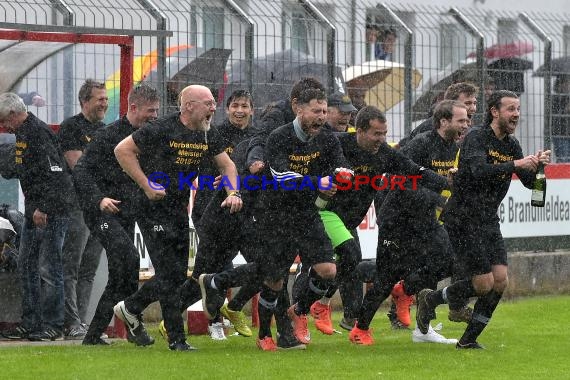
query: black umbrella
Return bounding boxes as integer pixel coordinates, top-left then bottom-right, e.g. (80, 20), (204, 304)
(488, 57), (533, 95)
(413, 57), (533, 120)
(412, 61), (481, 121)
(535, 56), (570, 77)
(225, 49), (345, 110)
(144, 47), (233, 110)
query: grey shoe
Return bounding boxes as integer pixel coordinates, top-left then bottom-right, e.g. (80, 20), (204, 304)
(126, 323), (155, 347)
(339, 317), (356, 331)
(65, 325), (87, 340)
(448, 306), (473, 323)
(415, 289), (436, 335)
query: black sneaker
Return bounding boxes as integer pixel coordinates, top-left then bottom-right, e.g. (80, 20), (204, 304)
(199, 274), (224, 320)
(339, 317), (356, 331)
(126, 323), (155, 346)
(2, 325), (31, 340)
(277, 332), (306, 350)
(28, 327), (64, 341)
(456, 341), (485, 349)
(168, 340), (197, 351)
(82, 337), (111, 346)
(415, 289), (436, 335)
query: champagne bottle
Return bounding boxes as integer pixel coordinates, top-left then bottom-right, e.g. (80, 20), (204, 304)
(531, 163), (546, 207)
(315, 168), (353, 210)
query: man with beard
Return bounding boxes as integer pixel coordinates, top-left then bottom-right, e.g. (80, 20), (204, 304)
(58, 79), (108, 339)
(161, 89), (258, 341)
(416, 90), (551, 349)
(113, 85), (243, 351)
(73, 84), (160, 345)
(199, 88), (346, 349)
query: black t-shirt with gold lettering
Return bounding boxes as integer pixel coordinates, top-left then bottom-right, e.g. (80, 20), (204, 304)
(131, 112), (225, 215)
(444, 125), (535, 224)
(192, 118), (257, 223)
(378, 129), (457, 233)
(263, 122), (347, 217)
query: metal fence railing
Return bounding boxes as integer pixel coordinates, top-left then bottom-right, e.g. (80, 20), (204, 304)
(1, 1), (570, 161)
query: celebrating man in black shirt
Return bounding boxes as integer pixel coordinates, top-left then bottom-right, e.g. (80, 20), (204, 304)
(416, 90), (551, 349)
(113, 85), (242, 351)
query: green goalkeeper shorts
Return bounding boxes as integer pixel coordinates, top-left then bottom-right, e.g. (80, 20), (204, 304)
(319, 210), (353, 249)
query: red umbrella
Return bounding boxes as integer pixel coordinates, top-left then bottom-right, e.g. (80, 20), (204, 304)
(467, 40), (534, 60)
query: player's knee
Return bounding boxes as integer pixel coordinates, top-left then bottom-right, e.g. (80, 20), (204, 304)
(312, 262), (336, 280)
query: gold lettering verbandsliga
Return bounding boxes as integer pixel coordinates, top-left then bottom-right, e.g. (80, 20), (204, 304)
(488, 149), (513, 163)
(169, 140), (208, 150)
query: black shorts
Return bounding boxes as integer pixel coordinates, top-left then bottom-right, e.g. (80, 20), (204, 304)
(376, 224), (453, 290)
(446, 220), (507, 276)
(258, 211), (334, 283)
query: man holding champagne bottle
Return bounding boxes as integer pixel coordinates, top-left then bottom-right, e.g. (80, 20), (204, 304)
(415, 90), (551, 349)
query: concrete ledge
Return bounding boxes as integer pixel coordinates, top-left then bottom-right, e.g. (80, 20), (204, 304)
(506, 250), (570, 296)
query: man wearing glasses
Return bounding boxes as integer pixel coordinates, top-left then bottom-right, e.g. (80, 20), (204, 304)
(113, 85), (243, 351)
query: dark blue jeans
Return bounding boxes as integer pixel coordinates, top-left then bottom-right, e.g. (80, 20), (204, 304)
(18, 215), (69, 332)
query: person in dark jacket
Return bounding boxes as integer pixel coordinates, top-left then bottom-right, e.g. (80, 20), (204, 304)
(73, 84), (159, 346)
(0, 92), (76, 341)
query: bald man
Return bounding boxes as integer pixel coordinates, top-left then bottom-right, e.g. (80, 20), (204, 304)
(113, 85), (242, 351)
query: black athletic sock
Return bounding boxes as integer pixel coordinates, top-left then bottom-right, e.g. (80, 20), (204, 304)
(460, 289), (503, 344)
(429, 279), (475, 310)
(296, 267), (332, 315)
(258, 286), (279, 339)
(291, 265), (309, 305)
(356, 279), (393, 330)
(177, 279), (201, 312)
(227, 280), (261, 311)
(274, 285), (292, 337)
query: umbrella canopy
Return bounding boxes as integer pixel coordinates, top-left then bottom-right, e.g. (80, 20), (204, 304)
(146, 47), (232, 93)
(342, 60), (422, 112)
(487, 57), (533, 95)
(412, 60), (481, 121)
(467, 40), (534, 60)
(535, 56), (570, 77)
(413, 57), (533, 120)
(225, 49), (345, 110)
(104, 45), (232, 122)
